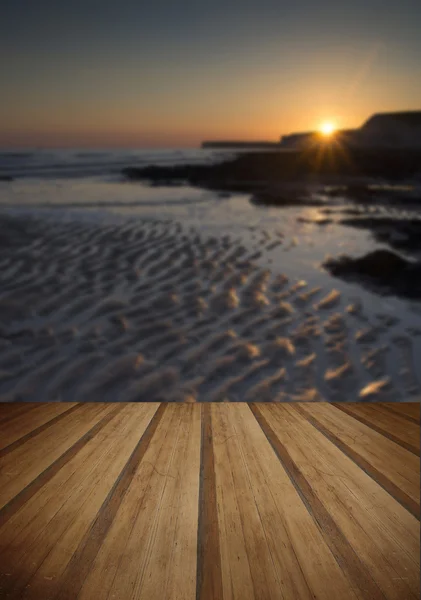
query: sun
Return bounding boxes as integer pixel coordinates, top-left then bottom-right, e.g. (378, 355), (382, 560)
(319, 121), (336, 136)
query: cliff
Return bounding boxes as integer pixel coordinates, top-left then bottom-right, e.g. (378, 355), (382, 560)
(123, 146), (421, 190)
(279, 111), (421, 149)
(357, 111), (421, 148)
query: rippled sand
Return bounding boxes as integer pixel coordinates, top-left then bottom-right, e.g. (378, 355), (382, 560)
(0, 215), (419, 402)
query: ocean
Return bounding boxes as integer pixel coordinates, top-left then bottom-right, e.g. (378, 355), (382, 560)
(0, 148), (235, 181)
(1, 147), (421, 401)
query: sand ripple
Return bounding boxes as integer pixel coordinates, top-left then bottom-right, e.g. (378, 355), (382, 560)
(0, 214), (417, 401)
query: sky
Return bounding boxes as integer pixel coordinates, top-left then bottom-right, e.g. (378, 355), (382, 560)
(1, 0), (420, 148)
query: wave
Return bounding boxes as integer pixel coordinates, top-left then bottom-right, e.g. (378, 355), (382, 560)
(74, 151), (110, 159)
(0, 148), (236, 181)
(0, 152), (35, 160)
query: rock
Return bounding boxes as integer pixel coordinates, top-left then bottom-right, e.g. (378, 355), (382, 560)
(340, 217), (421, 252)
(122, 148), (421, 191)
(324, 249), (421, 299)
(326, 249), (406, 279)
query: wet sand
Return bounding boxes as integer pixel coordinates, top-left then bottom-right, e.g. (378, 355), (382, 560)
(1, 213), (419, 402)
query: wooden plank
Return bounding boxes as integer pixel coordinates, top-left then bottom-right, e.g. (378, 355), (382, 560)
(0, 402), (417, 600)
(214, 403), (359, 600)
(381, 403), (420, 424)
(0, 403), (78, 448)
(0, 406), (124, 550)
(0, 403), (80, 456)
(213, 402), (268, 600)
(334, 403), (420, 455)
(297, 403), (420, 518)
(0, 403), (39, 425)
(75, 403), (180, 600)
(77, 403), (200, 600)
(0, 403), (160, 600)
(250, 404), (385, 600)
(164, 405), (201, 600)
(254, 404), (420, 600)
(137, 404), (201, 600)
(0, 403), (117, 512)
(196, 404), (223, 600)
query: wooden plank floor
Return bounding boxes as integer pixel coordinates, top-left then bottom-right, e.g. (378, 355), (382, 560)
(0, 402), (419, 600)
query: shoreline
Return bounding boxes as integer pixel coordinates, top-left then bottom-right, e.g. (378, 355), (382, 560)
(122, 146), (421, 192)
(1, 210), (420, 402)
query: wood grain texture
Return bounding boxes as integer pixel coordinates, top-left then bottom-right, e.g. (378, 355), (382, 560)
(0, 402), (418, 600)
(77, 403), (201, 600)
(0, 403), (41, 426)
(381, 402), (420, 423)
(214, 403), (359, 600)
(334, 403), (420, 455)
(0, 404), (122, 528)
(250, 403), (386, 600)
(0, 403), (80, 457)
(297, 403), (420, 518)
(196, 404), (223, 600)
(0, 404), (160, 600)
(55, 402), (163, 600)
(254, 404), (420, 600)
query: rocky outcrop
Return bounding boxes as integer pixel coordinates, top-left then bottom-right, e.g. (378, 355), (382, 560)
(324, 250), (421, 298)
(340, 217), (421, 252)
(279, 111), (421, 150)
(358, 112), (421, 148)
(123, 147), (421, 190)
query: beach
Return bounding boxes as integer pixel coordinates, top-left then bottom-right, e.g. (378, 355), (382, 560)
(1, 149), (421, 402)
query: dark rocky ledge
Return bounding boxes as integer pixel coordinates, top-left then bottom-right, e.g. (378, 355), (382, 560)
(339, 217), (421, 252)
(122, 147), (421, 198)
(324, 249), (421, 299)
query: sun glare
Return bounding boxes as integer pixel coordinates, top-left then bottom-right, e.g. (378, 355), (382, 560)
(319, 121), (336, 136)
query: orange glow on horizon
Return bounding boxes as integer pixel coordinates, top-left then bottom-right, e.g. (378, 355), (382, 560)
(319, 121), (336, 136)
